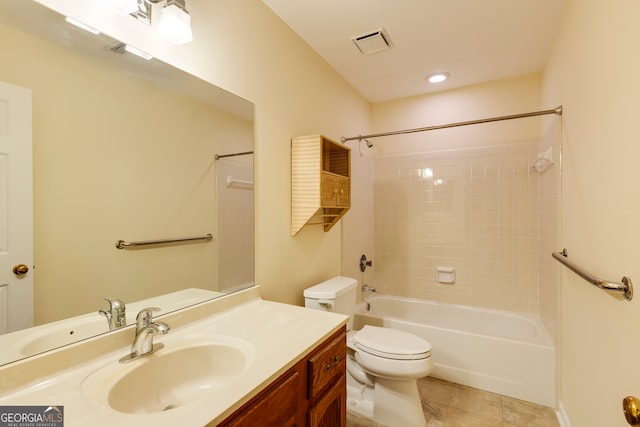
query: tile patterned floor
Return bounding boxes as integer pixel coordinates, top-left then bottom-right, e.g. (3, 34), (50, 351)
(347, 377), (560, 427)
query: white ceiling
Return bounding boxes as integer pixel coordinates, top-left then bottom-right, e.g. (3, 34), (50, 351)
(262, 0), (567, 103)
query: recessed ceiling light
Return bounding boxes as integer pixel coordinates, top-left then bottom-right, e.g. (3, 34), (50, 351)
(426, 72), (450, 84)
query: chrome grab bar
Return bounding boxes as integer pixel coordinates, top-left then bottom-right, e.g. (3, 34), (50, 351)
(552, 249), (633, 301)
(116, 233), (213, 250)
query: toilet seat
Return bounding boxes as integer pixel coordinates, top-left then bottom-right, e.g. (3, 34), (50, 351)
(353, 325), (431, 360)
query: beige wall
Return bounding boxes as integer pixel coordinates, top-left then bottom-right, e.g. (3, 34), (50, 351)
(543, 0), (640, 425)
(34, 0), (371, 307)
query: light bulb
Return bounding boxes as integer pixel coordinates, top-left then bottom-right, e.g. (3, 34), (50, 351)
(157, 3), (193, 45)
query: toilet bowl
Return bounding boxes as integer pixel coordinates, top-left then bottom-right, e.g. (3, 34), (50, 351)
(351, 325), (432, 380)
(304, 276), (433, 427)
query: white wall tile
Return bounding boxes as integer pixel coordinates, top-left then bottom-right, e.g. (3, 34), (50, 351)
(373, 142), (543, 314)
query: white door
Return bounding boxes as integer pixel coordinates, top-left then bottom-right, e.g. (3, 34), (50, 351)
(0, 81), (33, 334)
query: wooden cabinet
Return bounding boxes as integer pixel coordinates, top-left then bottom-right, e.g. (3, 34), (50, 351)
(220, 370), (303, 427)
(308, 375), (346, 427)
(291, 135), (351, 235)
(218, 328), (346, 427)
(320, 174), (350, 207)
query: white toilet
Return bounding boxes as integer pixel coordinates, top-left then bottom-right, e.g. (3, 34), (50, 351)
(304, 276), (433, 427)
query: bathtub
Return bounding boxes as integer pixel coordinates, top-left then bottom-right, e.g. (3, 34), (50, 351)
(354, 294), (556, 407)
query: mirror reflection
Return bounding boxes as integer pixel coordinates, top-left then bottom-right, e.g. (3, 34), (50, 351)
(0, 0), (254, 366)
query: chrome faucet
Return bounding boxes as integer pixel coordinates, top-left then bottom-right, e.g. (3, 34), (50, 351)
(99, 298), (127, 330)
(362, 283), (376, 293)
(120, 307), (170, 363)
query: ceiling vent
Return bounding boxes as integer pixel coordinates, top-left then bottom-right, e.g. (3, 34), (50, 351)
(352, 28), (393, 55)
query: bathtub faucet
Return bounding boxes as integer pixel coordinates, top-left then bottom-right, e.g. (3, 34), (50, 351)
(362, 284), (376, 293)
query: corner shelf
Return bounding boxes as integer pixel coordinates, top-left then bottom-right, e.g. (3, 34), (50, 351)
(291, 134), (351, 236)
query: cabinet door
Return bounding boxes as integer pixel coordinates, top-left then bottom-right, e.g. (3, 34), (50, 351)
(335, 176), (350, 207)
(321, 173), (337, 206)
(308, 375), (346, 427)
(221, 370), (301, 427)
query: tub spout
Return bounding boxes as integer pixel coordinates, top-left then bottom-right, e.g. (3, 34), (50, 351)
(362, 284), (376, 293)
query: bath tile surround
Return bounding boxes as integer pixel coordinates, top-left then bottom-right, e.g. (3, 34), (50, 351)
(373, 142), (541, 315)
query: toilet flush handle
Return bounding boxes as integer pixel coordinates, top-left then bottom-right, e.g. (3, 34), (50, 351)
(318, 300), (333, 310)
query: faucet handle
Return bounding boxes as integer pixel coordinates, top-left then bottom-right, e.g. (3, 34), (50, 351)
(99, 298), (127, 329)
(136, 307), (161, 329)
(103, 297), (126, 312)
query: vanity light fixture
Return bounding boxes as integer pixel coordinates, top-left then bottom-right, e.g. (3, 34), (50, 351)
(124, 44), (154, 60)
(122, 0), (193, 45)
(157, 0), (193, 45)
(110, 0), (139, 15)
(426, 72), (450, 84)
(64, 16), (100, 35)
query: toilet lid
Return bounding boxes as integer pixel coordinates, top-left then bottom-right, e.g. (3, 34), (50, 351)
(354, 325), (431, 360)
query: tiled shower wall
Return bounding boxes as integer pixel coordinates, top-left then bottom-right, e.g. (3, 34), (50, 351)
(373, 142), (542, 315)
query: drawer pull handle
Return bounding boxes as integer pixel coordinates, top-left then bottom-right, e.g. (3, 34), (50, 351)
(323, 355), (341, 371)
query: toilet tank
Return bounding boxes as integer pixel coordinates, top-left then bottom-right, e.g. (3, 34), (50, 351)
(304, 276), (357, 330)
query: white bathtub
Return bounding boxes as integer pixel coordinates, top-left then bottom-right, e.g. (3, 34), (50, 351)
(354, 294), (556, 407)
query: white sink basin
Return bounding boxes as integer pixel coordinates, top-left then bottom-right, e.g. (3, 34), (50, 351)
(82, 334), (254, 414)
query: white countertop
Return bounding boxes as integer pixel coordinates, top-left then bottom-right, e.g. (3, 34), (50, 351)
(0, 288), (225, 366)
(0, 287), (347, 426)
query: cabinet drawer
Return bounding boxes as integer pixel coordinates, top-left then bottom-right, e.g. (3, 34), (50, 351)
(307, 332), (346, 399)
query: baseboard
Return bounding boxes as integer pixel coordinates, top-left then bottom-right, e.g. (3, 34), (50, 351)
(556, 402), (572, 427)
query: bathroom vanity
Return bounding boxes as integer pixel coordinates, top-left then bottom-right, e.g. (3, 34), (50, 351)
(0, 286), (347, 426)
(218, 329), (346, 426)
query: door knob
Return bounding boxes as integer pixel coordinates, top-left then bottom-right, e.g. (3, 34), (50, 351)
(12, 264), (29, 276)
(623, 396), (640, 425)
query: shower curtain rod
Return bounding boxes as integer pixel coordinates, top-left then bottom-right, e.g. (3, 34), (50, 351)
(340, 105), (563, 143)
(214, 150), (254, 160)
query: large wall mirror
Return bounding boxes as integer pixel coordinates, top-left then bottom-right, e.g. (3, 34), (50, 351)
(0, 0), (254, 366)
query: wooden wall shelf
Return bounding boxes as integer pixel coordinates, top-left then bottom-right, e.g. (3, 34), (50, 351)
(291, 134), (351, 236)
